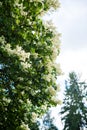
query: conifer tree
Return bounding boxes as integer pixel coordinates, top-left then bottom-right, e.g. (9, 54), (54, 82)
(61, 72), (87, 130)
(39, 110), (58, 130)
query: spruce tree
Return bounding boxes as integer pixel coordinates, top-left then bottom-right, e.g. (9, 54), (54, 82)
(61, 72), (87, 130)
(39, 110), (58, 130)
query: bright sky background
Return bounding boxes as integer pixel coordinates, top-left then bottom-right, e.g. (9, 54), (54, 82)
(50, 0), (87, 130)
(55, 0), (87, 81)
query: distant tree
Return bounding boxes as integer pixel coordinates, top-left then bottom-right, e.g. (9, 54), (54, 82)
(61, 72), (87, 130)
(0, 0), (61, 130)
(39, 110), (58, 130)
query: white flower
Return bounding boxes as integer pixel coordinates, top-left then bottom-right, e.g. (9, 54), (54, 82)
(48, 86), (56, 96)
(45, 20), (56, 32)
(31, 112), (38, 123)
(43, 74), (51, 82)
(3, 97), (11, 103)
(53, 63), (62, 75)
(21, 62), (31, 69)
(41, 104), (47, 110)
(21, 91), (25, 95)
(5, 43), (11, 49)
(52, 32), (60, 41)
(56, 83), (61, 92)
(19, 99), (23, 103)
(26, 99), (31, 105)
(32, 31), (35, 34)
(2, 44), (31, 64)
(1, 42), (30, 74)
(18, 77), (24, 81)
(4, 44), (13, 55)
(51, 47), (58, 60)
(0, 36), (6, 44)
(46, 0), (60, 9)
(45, 60), (53, 73)
(30, 0), (43, 2)
(16, 45), (22, 52)
(20, 122), (30, 130)
(43, 73), (56, 83)
(0, 2), (2, 6)
(51, 96), (62, 104)
(15, 45), (30, 62)
(2, 43), (31, 71)
(15, 2), (28, 16)
(32, 52), (38, 59)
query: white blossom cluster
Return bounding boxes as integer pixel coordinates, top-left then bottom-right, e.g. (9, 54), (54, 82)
(51, 96), (62, 104)
(45, 20), (56, 32)
(1, 42), (31, 70)
(43, 56), (62, 83)
(30, 0), (43, 2)
(14, 45), (30, 62)
(44, 20), (60, 60)
(15, 0), (44, 17)
(0, 1), (2, 6)
(0, 36), (6, 44)
(15, 1), (28, 16)
(21, 62), (31, 70)
(26, 99), (31, 105)
(43, 73), (56, 83)
(45, 57), (53, 72)
(0, 88), (6, 92)
(32, 52), (38, 59)
(44, 20), (61, 61)
(56, 83), (61, 92)
(47, 84), (61, 105)
(47, 85), (60, 96)
(31, 112), (38, 123)
(53, 63), (62, 75)
(41, 104), (47, 111)
(3, 97), (11, 104)
(46, 0), (60, 9)
(51, 37), (61, 60)
(19, 99), (23, 104)
(20, 122), (30, 130)
(52, 33), (61, 45)
(48, 86), (56, 96)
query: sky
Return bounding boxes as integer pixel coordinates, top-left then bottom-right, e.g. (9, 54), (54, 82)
(49, 0), (87, 130)
(54, 0), (87, 81)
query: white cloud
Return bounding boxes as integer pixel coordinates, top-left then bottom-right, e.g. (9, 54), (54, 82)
(58, 49), (87, 81)
(51, 0), (87, 81)
(52, 0), (87, 50)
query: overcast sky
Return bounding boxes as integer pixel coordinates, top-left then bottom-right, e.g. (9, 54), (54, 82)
(50, 0), (87, 130)
(52, 0), (87, 81)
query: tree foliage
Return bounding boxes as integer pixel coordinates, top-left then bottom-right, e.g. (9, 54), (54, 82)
(61, 72), (87, 130)
(39, 110), (58, 130)
(0, 0), (61, 129)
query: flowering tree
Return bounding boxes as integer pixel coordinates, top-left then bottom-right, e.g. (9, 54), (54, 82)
(0, 0), (61, 130)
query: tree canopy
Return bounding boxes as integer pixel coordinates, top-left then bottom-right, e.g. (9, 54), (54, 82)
(0, 0), (61, 130)
(39, 110), (58, 130)
(61, 72), (87, 130)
